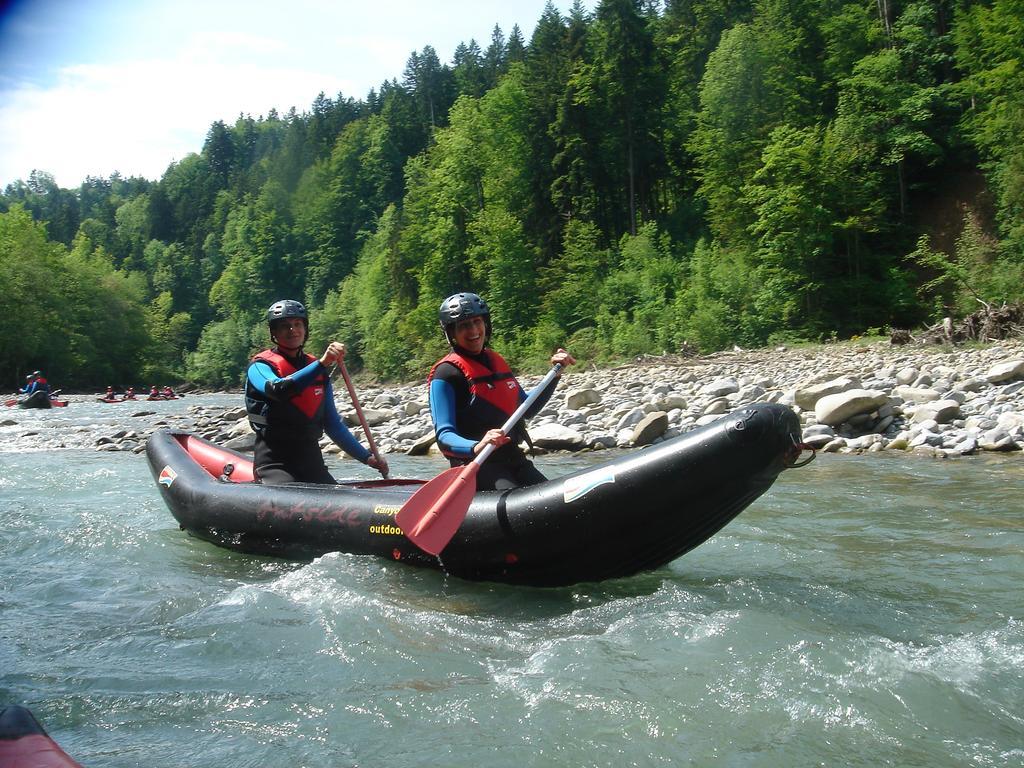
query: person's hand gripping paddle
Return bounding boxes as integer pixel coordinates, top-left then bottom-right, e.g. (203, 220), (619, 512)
(396, 363), (562, 556)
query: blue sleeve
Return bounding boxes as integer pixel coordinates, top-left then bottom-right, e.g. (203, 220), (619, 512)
(429, 378), (477, 458)
(246, 360), (276, 393)
(323, 380), (372, 463)
(246, 358), (325, 399)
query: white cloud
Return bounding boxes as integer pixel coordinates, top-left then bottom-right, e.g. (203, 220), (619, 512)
(0, 42), (354, 187)
(0, 0), (598, 189)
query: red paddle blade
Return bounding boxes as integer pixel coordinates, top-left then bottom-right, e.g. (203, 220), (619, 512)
(396, 463), (479, 555)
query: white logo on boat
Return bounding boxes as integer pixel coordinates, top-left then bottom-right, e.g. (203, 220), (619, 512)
(562, 468), (616, 503)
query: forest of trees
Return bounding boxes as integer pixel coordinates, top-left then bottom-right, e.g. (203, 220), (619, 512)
(2, 0), (1022, 390)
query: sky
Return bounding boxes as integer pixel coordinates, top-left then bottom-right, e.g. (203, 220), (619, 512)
(0, 0), (597, 190)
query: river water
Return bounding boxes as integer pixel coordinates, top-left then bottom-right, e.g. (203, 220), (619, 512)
(1, 396), (1022, 767)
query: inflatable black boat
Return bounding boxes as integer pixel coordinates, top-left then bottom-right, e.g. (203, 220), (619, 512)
(147, 402), (804, 586)
(16, 390), (53, 409)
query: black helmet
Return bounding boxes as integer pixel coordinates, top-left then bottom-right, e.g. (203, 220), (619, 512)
(267, 299), (307, 324)
(439, 292), (491, 345)
(267, 299), (309, 346)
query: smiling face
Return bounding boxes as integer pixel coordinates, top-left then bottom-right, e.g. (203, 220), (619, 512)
(453, 316), (487, 354)
(271, 317), (308, 352)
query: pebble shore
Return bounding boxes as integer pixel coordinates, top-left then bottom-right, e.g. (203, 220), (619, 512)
(85, 339), (1024, 459)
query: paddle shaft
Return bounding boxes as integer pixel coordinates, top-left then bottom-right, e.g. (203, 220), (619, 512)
(472, 363), (563, 466)
(334, 361), (388, 478)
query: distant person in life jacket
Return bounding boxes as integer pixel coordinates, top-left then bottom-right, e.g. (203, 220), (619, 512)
(19, 371), (49, 395)
(428, 292), (575, 491)
(245, 299), (389, 484)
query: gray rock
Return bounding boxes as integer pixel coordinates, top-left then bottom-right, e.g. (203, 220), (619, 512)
(566, 388), (602, 410)
(986, 359), (1024, 383)
(530, 422), (586, 450)
(814, 389), (890, 427)
(794, 376), (861, 410)
(631, 411), (668, 446)
(700, 377), (739, 398)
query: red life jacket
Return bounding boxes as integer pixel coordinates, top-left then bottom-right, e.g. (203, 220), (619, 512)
(428, 349), (524, 461)
(246, 348), (327, 438)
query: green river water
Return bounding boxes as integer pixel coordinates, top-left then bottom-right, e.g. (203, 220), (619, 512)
(1, 395), (1021, 766)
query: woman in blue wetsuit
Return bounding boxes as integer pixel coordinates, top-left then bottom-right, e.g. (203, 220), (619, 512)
(245, 299), (389, 485)
(428, 292), (575, 491)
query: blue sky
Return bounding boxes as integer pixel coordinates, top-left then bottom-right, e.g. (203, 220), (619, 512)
(0, 0), (597, 189)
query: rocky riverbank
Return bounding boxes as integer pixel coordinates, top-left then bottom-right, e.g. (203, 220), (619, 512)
(86, 338), (1024, 459)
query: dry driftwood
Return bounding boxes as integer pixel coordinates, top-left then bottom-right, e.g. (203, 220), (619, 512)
(891, 303), (1024, 345)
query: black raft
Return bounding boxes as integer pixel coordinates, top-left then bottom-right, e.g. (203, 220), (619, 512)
(146, 402), (804, 587)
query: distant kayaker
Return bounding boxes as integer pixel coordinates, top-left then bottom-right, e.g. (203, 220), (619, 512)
(429, 292), (575, 491)
(244, 299), (389, 484)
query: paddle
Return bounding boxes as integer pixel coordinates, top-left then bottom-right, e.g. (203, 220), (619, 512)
(335, 360), (388, 479)
(396, 362), (563, 556)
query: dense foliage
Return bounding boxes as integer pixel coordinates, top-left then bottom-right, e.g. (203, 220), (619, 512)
(2, 0), (1021, 390)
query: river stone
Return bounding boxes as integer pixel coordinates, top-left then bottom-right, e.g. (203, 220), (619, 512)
(631, 411), (668, 446)
(985, 360), (1024, 383)
(566, 388), (602, 410)
(997, 412), (1024, 431)
(979, 428), (1019, 451)
(700, 377), (739, 398)
(405, 431), (436, 455)
(894, 386), (943, 403)
(614, 407), (646, 431)
(794, 376), (861, 410)
(895, 367), (919, 385)
(703, 398), (731, 416)
(912, 399), (962, 424)
(228, 418), (253, 437)
(343, 407), (395, 427)
(393, 423), (432, 441)
(655, 394), (687, 411)
(224, 433), (256, 451)
(530, 422), (586, 450)
(814, 389), (890, 427)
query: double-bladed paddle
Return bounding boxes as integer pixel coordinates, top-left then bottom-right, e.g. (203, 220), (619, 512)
(396, 363), (563, 556)
(335, 360), (388, 479)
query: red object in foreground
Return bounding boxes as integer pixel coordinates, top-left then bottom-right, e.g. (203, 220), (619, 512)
(0, 705), (83, 768)
(395, 463), (480, 556)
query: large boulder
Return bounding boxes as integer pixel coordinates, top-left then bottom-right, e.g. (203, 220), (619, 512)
(793, 376), (861, 410)
(565, 388), (602, 410)
(530, 422), (586, 450)
(986, 359), (1024, 383)
(630, 411), (668, 446)
(814, 389), (890, 427)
